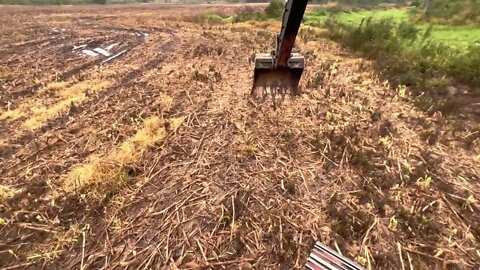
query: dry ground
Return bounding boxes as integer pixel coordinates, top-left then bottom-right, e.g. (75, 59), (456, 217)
(0, 4), (479, 270)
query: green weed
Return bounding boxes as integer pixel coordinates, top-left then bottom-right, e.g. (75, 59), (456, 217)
(324, 15), (480, 109)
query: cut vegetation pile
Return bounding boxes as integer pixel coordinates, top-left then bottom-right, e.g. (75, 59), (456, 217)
(0, 3), (478, 270)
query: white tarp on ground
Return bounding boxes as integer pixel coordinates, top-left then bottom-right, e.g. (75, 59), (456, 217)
(73, 44), (87, 50)
(72, 31), (147, 59)
(81, 49), (99, 57)
(93, 48), (111, 57)
(104, 43), (119, 51)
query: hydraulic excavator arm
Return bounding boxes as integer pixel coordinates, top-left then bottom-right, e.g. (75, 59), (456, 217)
(275, 0), (309, 69)
(252, 0), (309, 98)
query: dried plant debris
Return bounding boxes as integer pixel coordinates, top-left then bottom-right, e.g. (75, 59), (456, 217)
(0, 4), (478, 270)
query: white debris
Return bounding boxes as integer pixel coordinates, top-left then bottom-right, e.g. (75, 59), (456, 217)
(102, 49), (127, 64)
(144, 32), (149, 37)
(73, 44), (87, 51)
(447, 86), (458, 96)
(51, 28), (66, 33)
(93, 48), (111, 57)
(81, 49), (99, 57)
(104, 43), (119, 51)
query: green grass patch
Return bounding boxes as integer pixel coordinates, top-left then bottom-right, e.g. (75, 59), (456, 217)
(202, 12), (234, 24)
(304, 8), (480, 48)
(335, 9), (409, 25)
(326, 17), (480, 112)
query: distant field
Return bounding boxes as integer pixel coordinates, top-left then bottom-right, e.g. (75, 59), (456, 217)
(304, 8), (480, 48)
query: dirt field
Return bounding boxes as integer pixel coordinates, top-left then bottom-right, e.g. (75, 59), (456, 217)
(0, 3), (479, 270)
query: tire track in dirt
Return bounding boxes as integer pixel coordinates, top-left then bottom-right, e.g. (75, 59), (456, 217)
(0, 37), (58, 56)
(45, 39), (239, 270)
(45, 24), (480, 270)
(0, 27), (166, 159)
(48, 24), (305, 269)
(0, 55), (166, 158)
(2, 30), (185, 270)
(0, 12), (159, 105)
(0, 27), (148, 104)
(0, 31), (180, 183)
(3, 24), (230, 268)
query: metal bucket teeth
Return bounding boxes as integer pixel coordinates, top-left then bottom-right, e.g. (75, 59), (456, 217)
(251, 52), (304, 99)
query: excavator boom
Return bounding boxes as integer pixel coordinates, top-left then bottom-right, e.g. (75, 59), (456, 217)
(275, 0), (308, 69)
(252, 0), (308, 99)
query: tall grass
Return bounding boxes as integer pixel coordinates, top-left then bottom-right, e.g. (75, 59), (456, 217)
(415, 0), (480, 25)
(326, 17), (480, 94)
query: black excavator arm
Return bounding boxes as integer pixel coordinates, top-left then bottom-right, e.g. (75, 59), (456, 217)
(252, 0), (308, 98)
(275, 0), (309, 69)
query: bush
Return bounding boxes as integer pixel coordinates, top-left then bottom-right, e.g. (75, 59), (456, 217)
(202, 13), (230, 24)
(326, 16), (480, 92)
(264, 0), (285, 19)
(312, 8), (328, 16)
(419, 0), (480, 25)
(327, 18), (401, 53)
(410, 0), (422, 8)
(231, 1), (283, 22)
(233, 8), (267, 22)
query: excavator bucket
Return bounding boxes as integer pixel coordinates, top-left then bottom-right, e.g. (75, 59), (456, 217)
(251, 52), (304, 100)
(251, 0), (308, 101)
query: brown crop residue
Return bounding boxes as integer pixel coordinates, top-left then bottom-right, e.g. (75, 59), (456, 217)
(0, 4), (478, 270)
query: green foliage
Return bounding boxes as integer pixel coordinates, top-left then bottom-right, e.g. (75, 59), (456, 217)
(313, 8), (327, 16)
(264, 0), (285, 19)
(304, 8), (409, 27)
(304, 7), (332, 27)
(306, 8), (480, 48)
(410, 0), (422, 8)
(185, 12), (233, 24)
(419, 0), (480, 25)
(202, 12), (232, 24)
(326, 16), (480, 98)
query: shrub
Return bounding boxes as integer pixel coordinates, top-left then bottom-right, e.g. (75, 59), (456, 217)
(233, 8), (267, 22)
(326, 16), (480, 97)
(410, 0), (422, 8)
(232, 1), (283, 22)
(264, 0), (285, 19)
(312, 8), (328, 16)
(419, 0), (480, 25)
